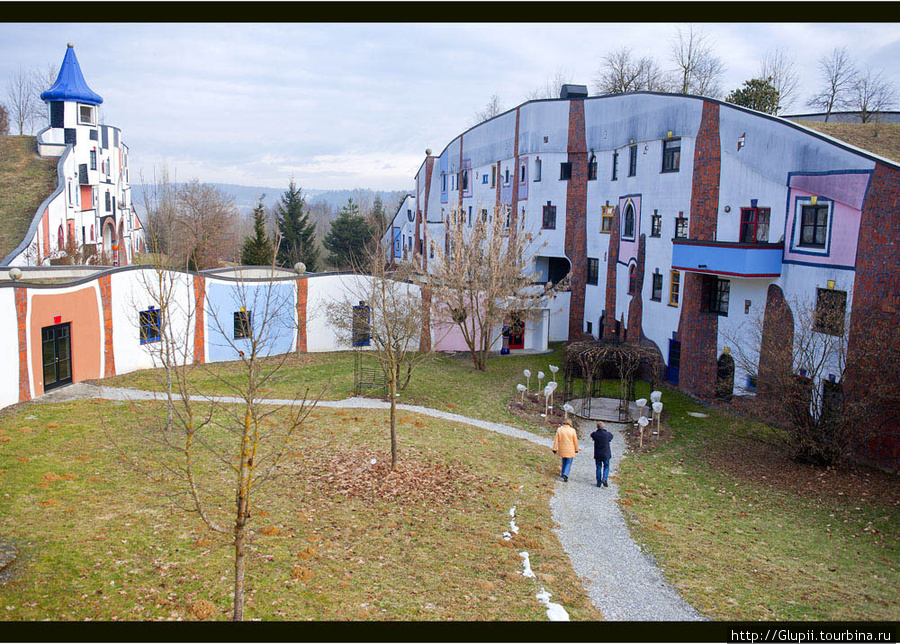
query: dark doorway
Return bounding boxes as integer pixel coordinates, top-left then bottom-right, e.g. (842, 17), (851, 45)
(716, 352), (735, 400)
(42, 323), (72, 391)
(666, 339), (681, 384)
(547, 257), (570, 286)
(508, 314), (525, 350)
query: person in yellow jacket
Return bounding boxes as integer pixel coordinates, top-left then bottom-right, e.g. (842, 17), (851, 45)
(551, 418), (579, 482)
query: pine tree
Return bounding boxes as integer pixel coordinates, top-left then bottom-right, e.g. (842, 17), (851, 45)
(276, 179), (319, 272)
(241, 199), (274, 266)
(323, 198), (373, 270)
(371, 195), (387, 237)
(726, 77), (780, 115)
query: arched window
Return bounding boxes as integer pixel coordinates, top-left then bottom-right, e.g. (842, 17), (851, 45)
(58, 224), (65, 250)
(628, 264), (637, 294)
(622, 203), (635, 240)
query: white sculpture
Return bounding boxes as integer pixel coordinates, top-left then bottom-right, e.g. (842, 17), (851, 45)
(563, 403), (574, 420)
(650, 390), (662, 403)
(517, 383), (527, 403)
(523, 369), (531, 391)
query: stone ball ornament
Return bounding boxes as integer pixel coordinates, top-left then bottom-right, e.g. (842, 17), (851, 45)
(294, 262), (306, 275)
(9, 267), (23, 280)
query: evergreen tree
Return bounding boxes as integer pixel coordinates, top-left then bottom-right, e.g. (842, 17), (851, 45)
(323, 198), (373, 270)
(241, 199), (274, 266)
(726, 77), (780, 115)
(371, 195), (387, 237)
(276, 179), (319, 272)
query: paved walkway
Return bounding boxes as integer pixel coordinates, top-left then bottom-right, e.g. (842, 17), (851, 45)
(41, 382), (702, 621)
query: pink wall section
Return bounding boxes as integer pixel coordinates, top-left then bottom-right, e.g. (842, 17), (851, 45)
(783, 173), (867, 268)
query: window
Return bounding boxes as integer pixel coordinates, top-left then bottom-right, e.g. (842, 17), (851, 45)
(628, 264), (637, 294)
(587, 154), (597, 180)
(669, 270), (680, 306)
(611, 150), (619, 181)
(587, 258), (599, 286)
(139, 308), (162, 344)
(542, 204), (557, 229)
(481, 208), (488, 223)
(628, 144), (637, 177)
(491, 166), (496, 188)
(559, 162), (572, 181)
(429, 242), (434, 259)
(586, 321), (593, 335)
(799, 203), (829, 248)
(352, 303), (371, 347)
(814, 288), (847, 336)
(78, 104), (95, 125)
(674, 214), (688, 239)
(651, 210), (662, 237)
(534, 158), (542, 182)
(651, 272), (663, 301)
(740, 207), (771, 243)
(504, 168), (510, 185)
(441, 173), (447, 192)
(90, 149), (97, 171)
(58, 224), (64, 249)
(662, 138), (681, 173)
(520, 162), (526, 182)
(234, 310), (252, 340)
(821, 380), (844, 425)
(407, 208), (414, 222)
(90, 225), (94, 241)
(461, 170), (468, 191)
(707, 278), (730, 316)
(451, 174), (456, 191)
(600, 206), (615, 233)
(105, 191), (111, 212)
(622, 203), (635, 240)
(468, 206), (472, 227)
(482, 174), (488, 184)
(746, 374), (758, 391)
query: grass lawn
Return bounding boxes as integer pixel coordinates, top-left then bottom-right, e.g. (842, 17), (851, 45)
(616, 381), (900, 621)
(0, 136), (59, 261)
(0, 398), (598, 621)
(103, 346), (570, 437)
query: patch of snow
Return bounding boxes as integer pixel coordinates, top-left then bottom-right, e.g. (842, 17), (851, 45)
(519, 551), (535, 578)
(508, 505), (519, 536)
(370, 459), (377, 465)
(687, 411), (709, 418)
(535, 588), (570, 621)
(502, 531), (512, 541)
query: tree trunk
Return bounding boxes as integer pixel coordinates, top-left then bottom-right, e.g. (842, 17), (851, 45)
(389, 371), (398, 470)
(233, 496), (247, 621)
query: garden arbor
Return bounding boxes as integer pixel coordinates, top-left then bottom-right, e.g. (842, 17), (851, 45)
(562, 340), (661, 421)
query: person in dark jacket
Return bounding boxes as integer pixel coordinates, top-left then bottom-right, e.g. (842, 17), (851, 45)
(590, 422), (614, 487)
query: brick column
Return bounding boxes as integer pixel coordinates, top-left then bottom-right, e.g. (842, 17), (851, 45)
(676, 100), (721, 399)
(757, 284), (793, 399)
(603, 206), (621, 339)
(193, 274), (206, 365)
(626, 234), (646, 342)
(15, 287), (30, 402)
(564, 98), (588, 339)
(99, 274), (116, 378)
(418, 156), (435, 271)
(296, 277), (308, 353)
(847, 162), (900, 469)
(509, 107), (521, 246)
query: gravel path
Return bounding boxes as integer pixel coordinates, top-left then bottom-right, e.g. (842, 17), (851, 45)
(40, 382), (701, 620)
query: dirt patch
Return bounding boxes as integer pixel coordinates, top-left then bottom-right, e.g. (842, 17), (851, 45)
(619, 417), (674, 454)
(300, 449), (484, 506)
(506, 393), (565, 429)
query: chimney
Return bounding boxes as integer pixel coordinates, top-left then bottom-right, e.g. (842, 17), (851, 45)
(560, 84), (588, 99)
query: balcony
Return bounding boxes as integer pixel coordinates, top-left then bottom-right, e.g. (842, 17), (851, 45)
(671, 239), (783, 278)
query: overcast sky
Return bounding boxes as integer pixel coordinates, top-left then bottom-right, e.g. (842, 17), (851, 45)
(2, 23), (899, 191)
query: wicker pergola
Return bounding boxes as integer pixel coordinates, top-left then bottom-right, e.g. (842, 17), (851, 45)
(561, 340), (661, 421)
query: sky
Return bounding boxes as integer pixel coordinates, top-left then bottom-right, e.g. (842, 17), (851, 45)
(2, 22), (899, 192)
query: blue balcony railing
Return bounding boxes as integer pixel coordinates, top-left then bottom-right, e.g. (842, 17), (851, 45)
(671, 239), (783, 278)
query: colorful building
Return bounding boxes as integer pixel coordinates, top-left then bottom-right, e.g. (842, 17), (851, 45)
(2, 44), (144, 267)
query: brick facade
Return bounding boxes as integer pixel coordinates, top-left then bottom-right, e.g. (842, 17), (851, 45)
(565, 98), (589, 339)
(626, 234), (646, 342)
(193, 275), (206, 364)
(296, 277), (308, 353)
(15, 287), (30, 402)
(99, 274), (116, 378)
(676, 101), (721, 399)
(847, 162), (900, 469)
(417, 156), (435, 271)
(757, 284), (794, 399)
(603, 206), (621, 339)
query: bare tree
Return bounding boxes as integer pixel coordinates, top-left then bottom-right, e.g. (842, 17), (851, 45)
(594, 46), (646, 95)
(524, 67), (574, 100)
(5, 67), (38, 135)
(139, 163), (179, 260)
(670, 24), (726, 97)
(471, 93), (505, 125)
(851, 65), (897, 123)
(171, 179), (239, 270)
(724, 291), (899, 466)
(326, 243), (434, 469)
(758, 46), (800, 114)
(29, 63), (58, 132)
(430, 204), (566, 371)
(0, 102), (9, 135)
(807, 47), (856, 122)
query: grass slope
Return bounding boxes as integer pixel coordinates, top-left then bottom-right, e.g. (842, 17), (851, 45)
(0, 136), (58, 261)
(798, 121), (900, 163)
(617, 381), (899, 621)
(0, 399), (598, 621)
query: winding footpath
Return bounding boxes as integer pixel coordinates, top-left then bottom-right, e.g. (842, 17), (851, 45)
(40, 383), (702, 621)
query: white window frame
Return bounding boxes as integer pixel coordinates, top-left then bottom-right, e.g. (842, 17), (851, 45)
(77, 104), (96, 126)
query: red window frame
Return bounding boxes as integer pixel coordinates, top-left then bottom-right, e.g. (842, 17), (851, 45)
(740, 207), (770, 244)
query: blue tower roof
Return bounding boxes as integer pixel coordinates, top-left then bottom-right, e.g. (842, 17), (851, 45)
(40, 44), (103, 106)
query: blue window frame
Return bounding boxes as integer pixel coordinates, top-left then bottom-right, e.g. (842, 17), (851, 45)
(352, 303), (371, 346)
(139, 308), (162, 344)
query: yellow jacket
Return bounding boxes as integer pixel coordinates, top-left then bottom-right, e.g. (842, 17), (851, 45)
(552, 424), (579, 458)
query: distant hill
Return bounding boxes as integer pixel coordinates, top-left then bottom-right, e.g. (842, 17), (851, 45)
(0, 136), (59, 262)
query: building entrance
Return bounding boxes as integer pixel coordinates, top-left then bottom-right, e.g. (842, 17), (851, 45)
(41, 323), (72, 390)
